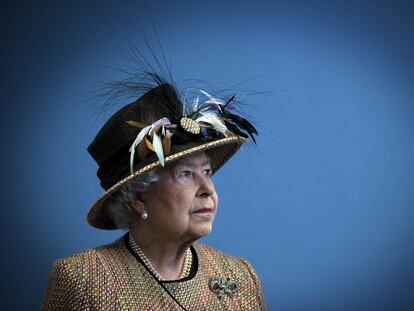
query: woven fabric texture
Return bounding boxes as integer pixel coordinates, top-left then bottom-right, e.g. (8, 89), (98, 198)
(41, 234), (266, 310)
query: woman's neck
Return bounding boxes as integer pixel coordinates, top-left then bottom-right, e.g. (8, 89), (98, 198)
(129, 228), (194, 280)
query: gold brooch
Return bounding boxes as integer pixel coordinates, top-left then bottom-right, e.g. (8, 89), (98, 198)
(209, 277), (237, 299)
(180, 117), (201, 134)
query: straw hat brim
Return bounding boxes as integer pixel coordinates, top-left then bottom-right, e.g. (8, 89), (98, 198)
(87, 135), (247, 229)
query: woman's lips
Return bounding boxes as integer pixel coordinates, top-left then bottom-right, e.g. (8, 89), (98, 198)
(194, 208), (214, 214)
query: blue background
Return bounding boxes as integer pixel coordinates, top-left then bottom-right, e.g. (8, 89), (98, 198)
(2, 1), (414, 310)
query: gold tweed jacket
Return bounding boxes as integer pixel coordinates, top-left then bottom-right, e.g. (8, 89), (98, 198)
(41, 233), (266, 310)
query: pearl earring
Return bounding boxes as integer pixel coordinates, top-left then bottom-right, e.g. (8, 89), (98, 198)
(141, 211), (148, 220)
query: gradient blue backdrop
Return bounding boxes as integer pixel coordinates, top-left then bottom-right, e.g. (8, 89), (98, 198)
(2, 1), (414, 310)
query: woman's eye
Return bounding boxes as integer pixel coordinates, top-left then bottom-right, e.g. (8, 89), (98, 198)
(204, 168), (213, 176)
(179, 170), (192, 178)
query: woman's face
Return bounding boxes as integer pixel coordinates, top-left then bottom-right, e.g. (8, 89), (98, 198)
(140, 152), (218, 242)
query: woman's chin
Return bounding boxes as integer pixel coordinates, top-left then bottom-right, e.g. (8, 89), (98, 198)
(188, 222), (213, 239)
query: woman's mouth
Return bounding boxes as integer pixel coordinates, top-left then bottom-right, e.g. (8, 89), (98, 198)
(194, 208), (214, 214)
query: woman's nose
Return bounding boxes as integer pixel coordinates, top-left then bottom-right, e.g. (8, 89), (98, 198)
(196, 173), (215, 198)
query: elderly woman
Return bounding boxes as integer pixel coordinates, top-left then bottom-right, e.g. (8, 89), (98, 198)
(41, 81), (266, 310)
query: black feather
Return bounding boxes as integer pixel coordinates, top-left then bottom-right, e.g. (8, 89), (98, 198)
(224, 121), (248, 139)
(222, 111), (258, 143)
(223, 95), (235, 110)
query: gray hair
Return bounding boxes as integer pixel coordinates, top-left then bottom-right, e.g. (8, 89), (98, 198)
(107, 169), (159, 230)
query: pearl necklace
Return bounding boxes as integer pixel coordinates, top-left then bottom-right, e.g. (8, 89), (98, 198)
(129, 233), (192, 281)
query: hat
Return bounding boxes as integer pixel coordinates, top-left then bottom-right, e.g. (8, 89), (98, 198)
(87, 82), (257, 229)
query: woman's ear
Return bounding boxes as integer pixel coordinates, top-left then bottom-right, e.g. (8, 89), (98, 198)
(130, 192), (145, 214)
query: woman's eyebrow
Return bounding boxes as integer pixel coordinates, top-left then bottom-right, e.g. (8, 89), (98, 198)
(186, 160), (212, 168)
(202, 161), (212, 168)
(171, 162), (211, 173)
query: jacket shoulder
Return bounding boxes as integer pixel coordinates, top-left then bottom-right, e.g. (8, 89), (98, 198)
(194, 242), (253, 270)
(56, 236), (124, 266)
(40, 237), (125, 310)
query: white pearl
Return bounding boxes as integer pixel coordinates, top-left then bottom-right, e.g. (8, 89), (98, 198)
(129, 233), (192, 281)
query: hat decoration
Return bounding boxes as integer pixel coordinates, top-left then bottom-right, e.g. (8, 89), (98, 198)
(126, 89), (258, 173)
